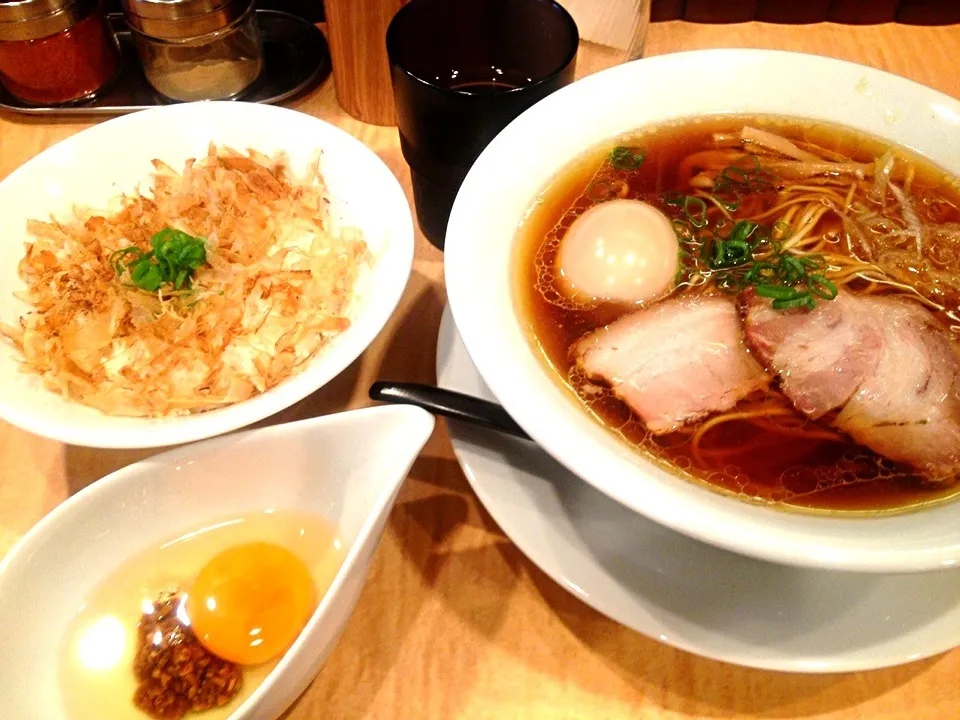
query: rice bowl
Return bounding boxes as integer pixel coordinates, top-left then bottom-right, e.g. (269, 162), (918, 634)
(0, 102), (414, 448)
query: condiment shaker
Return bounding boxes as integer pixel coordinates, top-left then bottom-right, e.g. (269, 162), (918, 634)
(122, 0), (264, 102)
(0, 0), (120, 105)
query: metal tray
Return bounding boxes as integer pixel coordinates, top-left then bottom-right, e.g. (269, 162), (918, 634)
(0, 10), (331, 115)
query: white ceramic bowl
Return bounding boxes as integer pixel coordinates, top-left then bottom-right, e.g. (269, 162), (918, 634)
(0, 102), (414, 448)
(0, 404), (435, 720)
(444, 49), (960, 573)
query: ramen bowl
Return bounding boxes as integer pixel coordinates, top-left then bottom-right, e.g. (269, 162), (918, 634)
(445, 49), (960, 573)
(0, 405), (435, 719)
(0, 102), (414, 449)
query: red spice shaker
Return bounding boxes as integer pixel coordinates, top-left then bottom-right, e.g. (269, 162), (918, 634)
(0, 0), (121, 105)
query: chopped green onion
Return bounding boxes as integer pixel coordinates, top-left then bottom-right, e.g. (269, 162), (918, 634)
(110, 228), (207, 293)
(664, 193), (709, 229)
(779, 255), (807, 284)
(725, 239), (751, 257)
(744, 261), (775, 284)
(705, 237), (752, 270)
(683, 196), (708, 228)
(609, 146), (646, 171)
(807, 274), (838, 300)
(773, 293), (816, 310)
(130, 259), (163, 292)
(675, 248), (693, 284)
(109, 247), (145, 276)
(728, 220), (760, 246)
(755, 284), (799, 300)
(651, 155), (838, 313)
(711, 238), (725, 267)
(722, 167), (750, 185)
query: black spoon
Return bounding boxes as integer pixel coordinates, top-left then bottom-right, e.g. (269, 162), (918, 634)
(369, 381), (531, 440)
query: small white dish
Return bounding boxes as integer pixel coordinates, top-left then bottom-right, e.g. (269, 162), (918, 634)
(0, 404), (435, 719)
(0, 101), (414, 448)
(444, 49), (960, 573)
(436, 306), (960, 673)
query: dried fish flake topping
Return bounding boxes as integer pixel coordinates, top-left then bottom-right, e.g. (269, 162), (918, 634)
(0, 143), (369, 417)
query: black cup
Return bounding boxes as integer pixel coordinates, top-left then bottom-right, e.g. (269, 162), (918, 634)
(387, 0), (578, 249)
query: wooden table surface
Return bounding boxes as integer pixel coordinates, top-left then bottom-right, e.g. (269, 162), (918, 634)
(2, 19), (959, 720)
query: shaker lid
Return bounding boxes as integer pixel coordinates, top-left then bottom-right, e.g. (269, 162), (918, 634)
(122, 0), (252, 38)
(0, 0), (99, 41)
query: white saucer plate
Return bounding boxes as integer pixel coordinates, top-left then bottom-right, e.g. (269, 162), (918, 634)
(436, 306), (960, 673)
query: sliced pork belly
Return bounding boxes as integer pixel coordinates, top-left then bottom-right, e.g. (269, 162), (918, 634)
(740, 289), (883, 418)
(834, 300), (960, 481)
(741, 289), (960, 481)
(573, 295), (769, 434)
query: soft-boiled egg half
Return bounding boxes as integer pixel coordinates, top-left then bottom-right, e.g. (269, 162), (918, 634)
(556, 199), (679, 304)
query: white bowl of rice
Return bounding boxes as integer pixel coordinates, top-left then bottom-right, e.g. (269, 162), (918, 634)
(0, 102), (414, 448)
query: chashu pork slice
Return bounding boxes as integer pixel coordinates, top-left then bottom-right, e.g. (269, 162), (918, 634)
(739, 288), (884, 419)
(834, 299), (960, 481)
(741, 289), (960, 482)
(573, 295), (769, 435)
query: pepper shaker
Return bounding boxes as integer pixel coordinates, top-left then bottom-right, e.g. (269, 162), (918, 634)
(122, 0), (264, 102)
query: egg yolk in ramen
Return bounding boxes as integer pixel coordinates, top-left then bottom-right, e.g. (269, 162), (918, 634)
(187, 542), (316, 666)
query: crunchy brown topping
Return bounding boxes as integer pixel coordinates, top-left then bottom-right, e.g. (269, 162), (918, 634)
(133, 593), (242, 720)
(2, 144), (369, 418)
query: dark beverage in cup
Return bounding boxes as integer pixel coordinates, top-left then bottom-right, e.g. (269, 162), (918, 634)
(387, 0), (578, 249)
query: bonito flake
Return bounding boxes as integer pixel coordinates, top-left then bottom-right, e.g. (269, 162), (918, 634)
(0, 144), (369, 417)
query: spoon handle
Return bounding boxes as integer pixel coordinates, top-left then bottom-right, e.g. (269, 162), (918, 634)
(369, 381), (531, 440)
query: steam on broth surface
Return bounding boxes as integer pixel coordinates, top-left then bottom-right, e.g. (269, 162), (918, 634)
(515, 115), (960, 512)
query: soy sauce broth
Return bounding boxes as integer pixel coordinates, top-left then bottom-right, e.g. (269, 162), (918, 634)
(513, 114), (960, 513)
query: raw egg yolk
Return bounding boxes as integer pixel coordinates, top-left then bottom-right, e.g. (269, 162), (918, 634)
(187, 542), (315, 666)
(556, 199), (679, 304)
